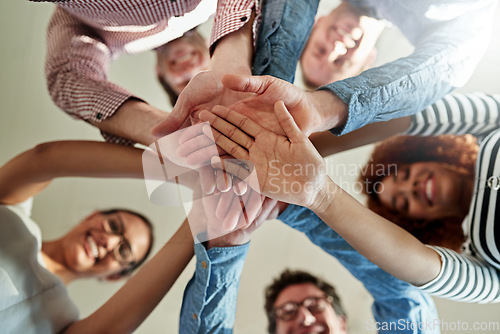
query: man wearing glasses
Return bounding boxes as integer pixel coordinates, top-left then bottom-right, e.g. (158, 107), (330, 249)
(265, 269), (347, 334)
(180, 204), (438, 333)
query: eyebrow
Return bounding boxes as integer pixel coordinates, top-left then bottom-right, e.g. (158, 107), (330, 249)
(115, 213), (126, 232)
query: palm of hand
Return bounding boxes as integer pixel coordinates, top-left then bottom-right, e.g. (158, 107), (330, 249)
(181, 71), (251, 117)
(226, 77), (319, 136)
(248, 131), (325, 207)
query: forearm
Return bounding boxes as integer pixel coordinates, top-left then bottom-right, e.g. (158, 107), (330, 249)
(46, 7), (163, 145)
(63, 220), (194, 334)
(0, 141), (144, 204)
(323, 6), (494, 136)
(253, 0), (319, 80)
(312, 178), (442, 286)
(278, 205), (439, 333)
(310, 117), (411, 157)
(180, 242), (249, 333)
(90, 99), (166, 146)
(209, 9), (255, 77)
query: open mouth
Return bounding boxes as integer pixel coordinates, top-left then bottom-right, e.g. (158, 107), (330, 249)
(299, 325), (327, 334)
(85, 234), (99, 260)
(175, 52), (195, 63)
(424, 174), (434, 206)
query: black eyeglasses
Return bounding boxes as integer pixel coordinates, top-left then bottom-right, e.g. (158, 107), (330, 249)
(273, 295), (334, 321)
(102, 214), (136, 267)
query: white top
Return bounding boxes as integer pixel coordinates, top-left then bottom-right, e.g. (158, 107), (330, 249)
(0, 199), (79, 333)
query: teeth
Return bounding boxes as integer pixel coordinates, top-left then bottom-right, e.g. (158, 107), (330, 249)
(87, 236), (99, 259)
(426, 179), (432, 203)
(175, 53), (193, 63)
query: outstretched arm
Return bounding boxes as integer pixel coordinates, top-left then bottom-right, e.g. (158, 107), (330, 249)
(152, 2), (256, 137)
(0, 140), (202, 205)
(45, 7), (164, 145)
(62, 219), (194, 334)
(198, 102), (442, 287)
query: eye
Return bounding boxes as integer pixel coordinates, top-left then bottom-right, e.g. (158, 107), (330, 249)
(403, 167), (410, 181)
(402, 197), (409, 212)
(118, 243), (132, 261)
(317, 46), (327, 56)
(107, 218), (120, 233)
(305, 298), (322, 313)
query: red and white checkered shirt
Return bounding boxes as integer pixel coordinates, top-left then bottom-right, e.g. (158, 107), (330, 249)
(31, 0), (256, 144)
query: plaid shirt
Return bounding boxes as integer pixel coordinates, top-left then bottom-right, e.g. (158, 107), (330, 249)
(32, 0), (256, 144)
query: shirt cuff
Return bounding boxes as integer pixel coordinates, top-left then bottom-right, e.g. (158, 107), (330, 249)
(210, 0), (258, 52)
(416, 246), (446, 290)
(194, 242), (250, 287)
(319, 81), (376, 136)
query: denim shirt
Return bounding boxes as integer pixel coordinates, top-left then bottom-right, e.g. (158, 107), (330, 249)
(253, 0), (496, 135)
(179, 242), (249, 334)
(180, 205), (440, 334)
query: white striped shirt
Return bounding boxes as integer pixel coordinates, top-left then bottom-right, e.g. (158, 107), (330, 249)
(404, 93), (500, 303)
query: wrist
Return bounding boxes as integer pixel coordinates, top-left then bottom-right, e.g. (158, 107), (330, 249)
(309, 90), (348, 132)
(206, 233), (250, 249)
(209, 12), (255, 77)
(307, 176), (337, 215)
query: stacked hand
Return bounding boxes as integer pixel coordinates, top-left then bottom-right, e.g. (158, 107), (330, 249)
(220, 74), (338, 136)
(198, 101), (328, 209)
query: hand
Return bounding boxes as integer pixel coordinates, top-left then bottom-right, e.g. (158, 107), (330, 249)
(221, 74), (347, 136)
(176, 121), (248, 194)
(206, 196), (281, 248)
(199, 102), (328, 208)
(151, 71), (251, 137)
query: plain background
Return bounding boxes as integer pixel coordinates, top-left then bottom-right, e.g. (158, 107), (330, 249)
(1, 0), (500, 333)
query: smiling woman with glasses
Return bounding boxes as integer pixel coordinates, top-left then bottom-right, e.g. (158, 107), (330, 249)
(0, 140), (195, 334)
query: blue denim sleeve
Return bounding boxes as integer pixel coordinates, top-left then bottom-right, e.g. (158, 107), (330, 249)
(254, 0), (495, 136)
(322, 0), (495, 135)
(278, 204), (440, 334)
(253, 0), (319, 81)
(179, 243), (249, 334)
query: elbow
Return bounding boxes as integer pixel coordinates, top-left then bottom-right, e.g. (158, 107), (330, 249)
(30, 141), (65, 167)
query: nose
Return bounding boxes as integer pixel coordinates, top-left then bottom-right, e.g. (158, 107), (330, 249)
(328, 41), (347, 65)
(95, 232), (122, 256)
(399, 179), (419, 198)
(296, 306), (316, 326)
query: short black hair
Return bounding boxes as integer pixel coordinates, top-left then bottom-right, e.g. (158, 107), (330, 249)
(265, 269), (346, 333)
(100, 208), (154, 277)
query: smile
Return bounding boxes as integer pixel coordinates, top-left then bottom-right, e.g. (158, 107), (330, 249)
(86, 235), (99, 259)
(424, 174), (434, 205)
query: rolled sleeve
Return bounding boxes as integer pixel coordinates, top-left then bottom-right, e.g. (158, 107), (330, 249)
(279, 205), (439, 334)
(179, 242), (249, 334)
(210, 0), (258, 52)
(324, 0), (496, 135)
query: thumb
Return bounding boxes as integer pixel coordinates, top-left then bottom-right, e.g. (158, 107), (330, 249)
(222, 74), (272, 94)
(274, 101), (305, 143)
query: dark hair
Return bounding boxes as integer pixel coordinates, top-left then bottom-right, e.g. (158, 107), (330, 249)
(265, 269), (346, 333)
(359, 134), (479, 251)
(100, 208), (154, 277)
(157, 75), (179, 107)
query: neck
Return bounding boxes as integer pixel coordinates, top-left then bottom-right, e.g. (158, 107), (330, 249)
(41, 240), (78, 285)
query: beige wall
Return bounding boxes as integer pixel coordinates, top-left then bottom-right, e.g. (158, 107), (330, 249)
(1, 1), (499, 333)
